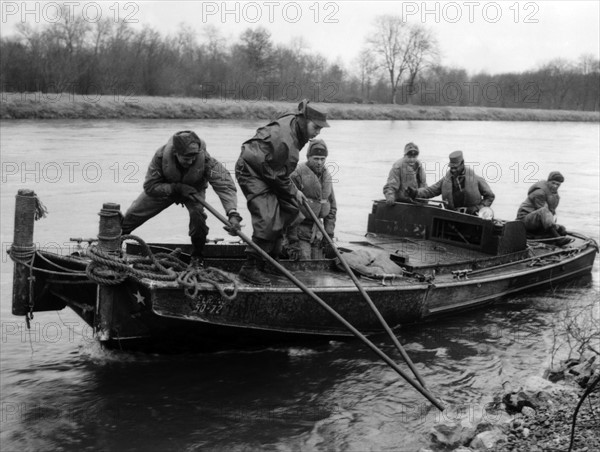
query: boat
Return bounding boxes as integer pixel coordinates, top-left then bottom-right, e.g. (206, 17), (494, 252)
(9, 189), (598, 353)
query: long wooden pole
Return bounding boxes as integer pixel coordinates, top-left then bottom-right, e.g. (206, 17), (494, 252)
(196, 196), (445, 411)
(301, 197), (428, 388)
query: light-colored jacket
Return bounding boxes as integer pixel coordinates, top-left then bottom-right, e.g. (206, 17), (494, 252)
(383, 157), (427, 201)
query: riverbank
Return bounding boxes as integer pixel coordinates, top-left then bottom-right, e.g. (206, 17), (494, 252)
(1, 94), (599, 121)
(489, 381), (600, 452)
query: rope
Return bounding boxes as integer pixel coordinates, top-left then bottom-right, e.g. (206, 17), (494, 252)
(34, 195), (48, 221)
(11, 234), (239, 302)
(8, 246), (36, 328)
(85, 235), (180, 285)
(9, 244), (36, 261)
(85, 235), (239, 301)
(528, 256), (563, 267)
(177, 267), (238, 301)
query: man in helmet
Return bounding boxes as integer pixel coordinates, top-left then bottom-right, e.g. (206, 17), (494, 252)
(122, 130), (241, 268)
(235, 99), (330, 284)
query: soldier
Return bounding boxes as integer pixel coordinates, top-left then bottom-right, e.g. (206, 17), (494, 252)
(407, 150), (495, 215)
(122, 130), (241, 267)
(516, 171), (570, 246)
(235, 99), (330, 284)
(383, 142), (427, 204)
(285, 139), (337, 260)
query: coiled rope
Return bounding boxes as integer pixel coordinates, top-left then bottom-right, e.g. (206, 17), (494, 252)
(85, 235), (238, 300)
(177, 267), (238, 301)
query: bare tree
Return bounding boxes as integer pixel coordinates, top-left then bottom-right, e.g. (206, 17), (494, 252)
(578, 54), (600, 75)
(404, 24), (438, 104)
(367, 15), (438, 104)
(539, 58), (577, 109)
(367, 15), (409, 104)
(355, 47), (378, 102)
(238, 27), (274, 81)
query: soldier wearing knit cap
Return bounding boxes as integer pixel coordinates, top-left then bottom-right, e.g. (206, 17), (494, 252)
(516, 171), (570, 245)
(406, 150), (495, 214)
(284, 139), (337, 260)
(122, 131), (241, 268)
(383, 142), (427, 204)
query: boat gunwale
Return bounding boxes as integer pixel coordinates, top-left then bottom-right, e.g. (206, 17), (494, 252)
(30, 238), (597, 294)
(142, 243), (598, 292)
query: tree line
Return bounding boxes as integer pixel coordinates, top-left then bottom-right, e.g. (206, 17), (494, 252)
(1, 10), (598, 111)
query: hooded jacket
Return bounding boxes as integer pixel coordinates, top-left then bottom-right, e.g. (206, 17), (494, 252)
(238, 113), (308, 200)
(516, 180), (560, 220)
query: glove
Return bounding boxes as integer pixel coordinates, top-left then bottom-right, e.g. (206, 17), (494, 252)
(295, 190), (307, 205)
(172, 183), (197, 200)
(406, 186), (418, 199)
(385, 195), (396, 206)
(224, 211), (242, 236)
(322, 235), (336, 257)
(555, 224), (567, 236)
(286, 242), (301, 261)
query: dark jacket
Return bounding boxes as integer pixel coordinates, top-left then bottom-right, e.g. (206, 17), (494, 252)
(516, 180), (559, 220)
(238, 113), (308, 202)
(143, 135), (237, 213)
(416, 166), (495, 212)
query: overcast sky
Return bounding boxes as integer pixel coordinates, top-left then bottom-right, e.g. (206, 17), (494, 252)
(2, 1), (599, 75)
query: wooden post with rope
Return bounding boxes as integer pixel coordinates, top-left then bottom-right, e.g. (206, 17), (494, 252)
(195, 195), (445, 411)
(95, 203), (122, 341)
(11, 189), (37, 317)
(301, 197), (428, 389)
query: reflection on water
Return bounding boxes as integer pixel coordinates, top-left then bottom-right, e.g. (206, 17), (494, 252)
(1, 120), (598, 451)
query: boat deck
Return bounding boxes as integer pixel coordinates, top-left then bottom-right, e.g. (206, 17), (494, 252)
(137, 235), (587, 292)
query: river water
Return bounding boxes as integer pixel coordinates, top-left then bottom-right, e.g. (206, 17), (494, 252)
(1, 119), (598, 451)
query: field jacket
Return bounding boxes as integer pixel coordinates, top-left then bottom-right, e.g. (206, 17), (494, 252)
(416, 166), (495, 212)
(291, 162), (337, 236)
(142, 136), (237, 213)
(383, 157), (427, 201)
(516, 180), (560, 219)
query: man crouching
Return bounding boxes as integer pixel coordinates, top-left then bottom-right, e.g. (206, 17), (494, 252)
(121, 130), (241, 267)
(516, 171), (570, 246)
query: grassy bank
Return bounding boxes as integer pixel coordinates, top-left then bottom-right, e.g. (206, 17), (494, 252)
(1, 94), (599, 121)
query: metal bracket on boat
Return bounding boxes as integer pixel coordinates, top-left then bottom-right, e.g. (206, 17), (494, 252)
(69, 237), (97, 256)
(69, 237), (97, 245)
(452, 269), (472, 280)
(528, 256), (562, 267)
(411, 270), (435, 283)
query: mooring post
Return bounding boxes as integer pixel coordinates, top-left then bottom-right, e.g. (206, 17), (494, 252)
(11, 189), (37, 316)
(95, 202), (122, 341)
(97, 202), (122, 254)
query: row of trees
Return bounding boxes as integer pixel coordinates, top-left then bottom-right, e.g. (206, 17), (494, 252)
(1, 9), (599, 111)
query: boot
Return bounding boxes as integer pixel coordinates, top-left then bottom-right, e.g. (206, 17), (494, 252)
(239, 257), (271, 285)
(189, 256), (204, 269)
(548, 227), (572, 247)
(260, 259), (283, 276)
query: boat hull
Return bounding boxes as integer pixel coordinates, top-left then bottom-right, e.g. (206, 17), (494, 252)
(10, 198), (598, 352)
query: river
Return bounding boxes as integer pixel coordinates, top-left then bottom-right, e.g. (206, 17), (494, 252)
(1, 119), (598, 451)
